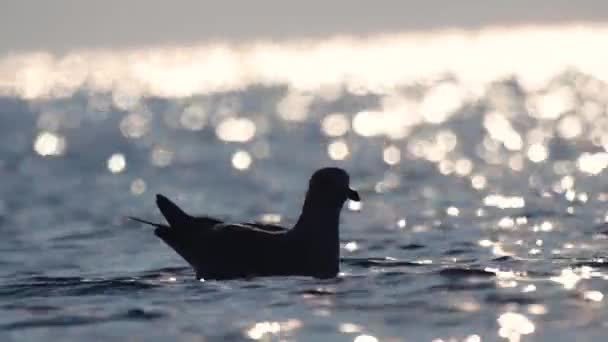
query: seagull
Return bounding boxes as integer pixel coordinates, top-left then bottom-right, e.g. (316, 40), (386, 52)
(129, 167), (360, 280)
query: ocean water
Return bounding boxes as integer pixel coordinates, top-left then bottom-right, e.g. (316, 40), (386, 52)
(3, 27), (608, 342)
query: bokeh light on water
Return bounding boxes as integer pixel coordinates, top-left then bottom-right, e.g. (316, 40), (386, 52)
(3, 23), (608, 342)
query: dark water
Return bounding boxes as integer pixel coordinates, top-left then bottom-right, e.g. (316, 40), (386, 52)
(2, 73), (608, 342)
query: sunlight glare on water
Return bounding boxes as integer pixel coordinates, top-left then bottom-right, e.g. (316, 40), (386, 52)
(216, 117), (257, 142)
(107, 153), (126, 173)
(327, 140), (350, 161)
(497, 312), (535, 342)
(232, 150), (252, 170)
(353, 335), (378, 342)
(2, 25), (608, 100)
(322, 113), (351, 137)
(33, 131), (67, 156)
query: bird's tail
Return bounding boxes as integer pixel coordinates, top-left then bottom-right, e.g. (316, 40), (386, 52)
(156, 194), (193, 227)
(128, 213), (197, 266)
(127, 216), (166, 228)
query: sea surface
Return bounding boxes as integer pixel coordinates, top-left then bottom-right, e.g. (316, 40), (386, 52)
(2, 64), (608, 341)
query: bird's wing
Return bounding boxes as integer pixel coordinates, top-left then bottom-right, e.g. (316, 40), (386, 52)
(248, 222), (290, 232)
(155, 194), (287, 233)
(191, 222), (290, 278)
(212, 222), (289, 234)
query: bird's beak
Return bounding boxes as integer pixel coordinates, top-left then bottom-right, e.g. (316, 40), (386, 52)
(347, 188), (360, 202)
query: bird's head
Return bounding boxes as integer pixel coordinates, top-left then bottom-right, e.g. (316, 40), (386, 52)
(307, 167), (360, 205)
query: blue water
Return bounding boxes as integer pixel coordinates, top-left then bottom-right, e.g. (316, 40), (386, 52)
(2, 75), (608, 342)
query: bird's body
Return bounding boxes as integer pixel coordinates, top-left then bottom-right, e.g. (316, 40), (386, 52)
(130, 167), (359, 280)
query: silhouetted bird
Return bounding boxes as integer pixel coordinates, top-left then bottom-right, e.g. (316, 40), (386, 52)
(129, 167), (360, 280)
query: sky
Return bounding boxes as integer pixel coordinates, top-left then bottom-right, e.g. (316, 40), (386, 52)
(1, 0), (608, 54)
